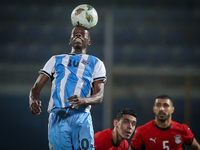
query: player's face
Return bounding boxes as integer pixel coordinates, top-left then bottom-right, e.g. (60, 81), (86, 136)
(153, 98), (174, 122)
(116, 114), (137, 140)
(69, 26), (91, 51)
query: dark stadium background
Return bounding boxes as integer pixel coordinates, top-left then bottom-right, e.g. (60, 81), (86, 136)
(0, 0), (200, 149)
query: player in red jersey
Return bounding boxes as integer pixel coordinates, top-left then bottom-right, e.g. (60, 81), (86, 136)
(94, 108), (137, 150)
(129, 94), (200, 150)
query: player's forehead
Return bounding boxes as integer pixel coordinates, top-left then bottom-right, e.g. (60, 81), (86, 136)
(72, 26), (88, 34)
(121, 114), (137, 122)
(155, 98), (171, 105)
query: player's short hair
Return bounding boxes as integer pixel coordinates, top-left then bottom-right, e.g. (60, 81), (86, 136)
(116, 108), (137, 121)
(156, 94), (173, 106)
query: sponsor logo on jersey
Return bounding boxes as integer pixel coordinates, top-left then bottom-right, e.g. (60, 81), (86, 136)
(175, 135), (182, 144)
(149, 137), (157, 143)
(82, 59), (91, 66)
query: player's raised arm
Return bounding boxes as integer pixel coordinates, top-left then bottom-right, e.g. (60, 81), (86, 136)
(29, 74), (49, 115)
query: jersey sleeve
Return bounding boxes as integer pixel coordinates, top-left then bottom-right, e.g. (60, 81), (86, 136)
(181, 124), (194, 145)
(123, 140), (129, 150)
(39, 56), (56, 79)
(131, 127), (144, 150)
(93, 59), (107, 83)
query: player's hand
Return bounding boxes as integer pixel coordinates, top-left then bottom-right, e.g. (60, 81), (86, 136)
(67, 95), (86, 108)
(29, 100), (42, 115)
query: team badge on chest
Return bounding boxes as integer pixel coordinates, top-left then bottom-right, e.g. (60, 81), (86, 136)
(174, 135), (182, 144)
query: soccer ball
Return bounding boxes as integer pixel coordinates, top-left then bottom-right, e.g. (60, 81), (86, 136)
(71, 4), (98, 30)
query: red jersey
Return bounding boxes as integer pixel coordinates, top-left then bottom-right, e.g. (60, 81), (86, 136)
(131, 120), (194, 150)
(94, 129), (129, 150)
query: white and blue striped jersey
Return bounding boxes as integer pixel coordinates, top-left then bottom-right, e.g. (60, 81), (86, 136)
(39, 54), (107, 113)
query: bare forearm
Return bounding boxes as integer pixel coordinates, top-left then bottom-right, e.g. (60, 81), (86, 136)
(84, 90), (104, 105)
(67, 81), (105, 107)
(29, 74), (49, 115)
(85, 81), (104, 105)
(29, 74), (49, 103)
(29, 87), (40, 104)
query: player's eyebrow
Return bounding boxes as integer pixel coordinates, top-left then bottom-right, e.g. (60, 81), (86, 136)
(155, 102), (170, 107)
(123, 118), (137, 123)
(155, 102), (161, 105)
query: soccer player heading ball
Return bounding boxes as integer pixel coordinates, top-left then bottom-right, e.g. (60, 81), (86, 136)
(29, 24), (106, 149)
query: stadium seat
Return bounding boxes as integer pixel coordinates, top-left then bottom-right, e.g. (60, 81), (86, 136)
(172, 98), (184, 123)
(37, 6), (54, 21)
(166, 29), (183, 45)
(131, 7), (148, 24)
(144, 28), (161, 44)
(0, 45), (9, 61)
(90, 27), (104, 45)
(12, 45), (32, 62)
(180, 10), (194, 24)
(154, 9), (172, 24)
(48, 26), (68, 43)
(87, 45), (104, 60)
(129, 45), (151, 65)
(114, 29), (138, 44)
(179, 47), (196, 66)
(14, 5), (31, 21)
(24, 26), (45, 42)
(35, 44), (53, 62)
(1, 26), (20, 43)
(113, 98), (141, 118)
(152, 46), (173, 66)
(194, 30), (200, 45)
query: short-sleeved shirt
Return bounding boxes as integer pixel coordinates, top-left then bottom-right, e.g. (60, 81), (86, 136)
(131, 120), (194, 150)
(94, 129), (129, 150)
(39, 54), (107, 113)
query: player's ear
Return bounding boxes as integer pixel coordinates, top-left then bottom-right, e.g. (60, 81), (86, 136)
(69, 38), (72, 45)
(171, 106), (175, 113)
(113, 119), (119, 128)
(88, 40), (91, 46)
(153, 106), (156, 113)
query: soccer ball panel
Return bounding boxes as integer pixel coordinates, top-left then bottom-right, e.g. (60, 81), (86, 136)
(71, 4), (98, 30)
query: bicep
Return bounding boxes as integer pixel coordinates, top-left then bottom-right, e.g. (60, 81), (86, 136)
(33, 74), (49, 91)
(93, 80), (104, 94)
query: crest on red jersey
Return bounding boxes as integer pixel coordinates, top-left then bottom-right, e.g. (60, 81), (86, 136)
(174, 135), (182, 144)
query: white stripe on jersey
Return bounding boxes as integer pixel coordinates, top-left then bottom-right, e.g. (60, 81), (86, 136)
(60, 55), (70, 108)
(73, 55), (89, 96)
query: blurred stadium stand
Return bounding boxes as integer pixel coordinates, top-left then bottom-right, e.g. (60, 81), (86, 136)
(0, 0), (200, 149)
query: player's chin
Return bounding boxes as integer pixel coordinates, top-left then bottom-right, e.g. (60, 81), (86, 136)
(158, 117), (167, 122)
(123, 133), (132, 139)
(74, 46), (84, 52)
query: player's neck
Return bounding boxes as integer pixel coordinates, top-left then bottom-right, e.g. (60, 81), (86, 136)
(112, 129), (123, 145)
(71, 48), (86, 54)
(155, 118), (171, 128)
